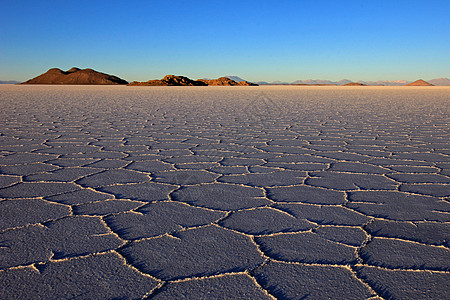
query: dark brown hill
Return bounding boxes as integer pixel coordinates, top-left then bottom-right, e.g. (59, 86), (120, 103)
(404, 79), (434, 86)
(23, 68), (128, 85)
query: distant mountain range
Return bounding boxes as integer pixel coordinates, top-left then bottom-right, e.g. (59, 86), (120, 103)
(0, 80), (20, 84)
(252, 77), (450, 86)
(4, 71), (449, 86)
(428, 78), (450, 86)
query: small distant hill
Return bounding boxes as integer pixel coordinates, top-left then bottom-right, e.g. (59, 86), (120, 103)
(0, 80), (20, 84)
(344, 82), (367, 86)
(428, 78), (450, 86)
(129, 75), (257, 86)
(404, 79), (434, 86)
(23, 68), (128, 85)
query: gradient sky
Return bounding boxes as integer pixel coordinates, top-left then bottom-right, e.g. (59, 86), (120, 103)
(1, 0), (449, 82)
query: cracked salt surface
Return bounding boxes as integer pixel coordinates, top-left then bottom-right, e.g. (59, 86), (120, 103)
(0, 85), (449, 299)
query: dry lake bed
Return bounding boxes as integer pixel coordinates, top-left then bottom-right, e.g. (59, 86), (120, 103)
(0, 85), (449, 299)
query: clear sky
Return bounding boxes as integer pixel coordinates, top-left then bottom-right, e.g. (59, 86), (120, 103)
(1, 0), (449, 82)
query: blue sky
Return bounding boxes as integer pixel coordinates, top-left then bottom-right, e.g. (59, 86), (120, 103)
(1, 0), (449, 82)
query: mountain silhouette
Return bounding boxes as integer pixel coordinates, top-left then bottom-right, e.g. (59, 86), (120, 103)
(23, 68), (128, 85)
(404, 79), (434, 86)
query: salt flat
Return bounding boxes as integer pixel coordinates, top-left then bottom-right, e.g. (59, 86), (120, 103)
(0, 85), (449, 299)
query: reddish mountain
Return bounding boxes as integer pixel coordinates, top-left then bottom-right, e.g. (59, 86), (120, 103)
(23, 68), (128, 85)
(129, 75), (258, 86)
(404, 79), (434, 86)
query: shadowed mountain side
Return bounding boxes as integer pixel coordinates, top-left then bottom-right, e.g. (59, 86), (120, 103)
(404, 79), (434, 86)
(23, 68), (128, 85)
(129, 76), (258, 86)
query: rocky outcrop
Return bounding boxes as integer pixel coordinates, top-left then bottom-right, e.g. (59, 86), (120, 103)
(129, 75), (258, 86)
(196, 77), (232, 86)
(404, 79), (434, 86)
(199, 77), (240, 86)
(161, 75), (206, 86)
(237, 80), (258, 86)
(129, 75), (207, 86)
(344, 82), (367, 86)
(127, 80), (166, 86)
(207, 77), (258, 86)
(23, 68), (128, 85)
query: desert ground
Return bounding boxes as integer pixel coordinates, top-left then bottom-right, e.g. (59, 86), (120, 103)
(0, 85), (449, 299)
